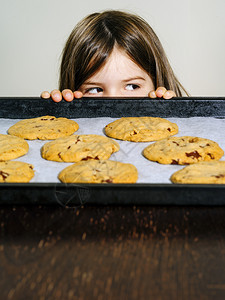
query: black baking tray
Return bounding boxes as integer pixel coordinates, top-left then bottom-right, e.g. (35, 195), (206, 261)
(1, 96), (225, 206)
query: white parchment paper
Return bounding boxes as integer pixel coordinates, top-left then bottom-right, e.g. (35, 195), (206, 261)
(1, 117), (225, 183)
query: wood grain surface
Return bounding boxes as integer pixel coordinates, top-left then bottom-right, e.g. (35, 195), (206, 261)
(1, 204), (225, 300)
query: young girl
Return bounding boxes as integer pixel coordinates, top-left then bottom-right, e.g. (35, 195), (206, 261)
(41, 10), (188, 102)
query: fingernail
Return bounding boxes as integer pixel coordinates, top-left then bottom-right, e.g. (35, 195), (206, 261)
(65, 92), (72, 100)
(149, 91), (156, 98)
(164, 91), (174, 99)
(157, 89), (164, 95)
(53, 93), (61, 101)
(74, 91), (83, 98)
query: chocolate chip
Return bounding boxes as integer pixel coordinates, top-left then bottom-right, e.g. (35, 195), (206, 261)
(185, 151), (201, 159)
(200, 143), (210, 148)
(130, 130), (137, 135)
(172, 141), (179, 146)
(171, 159), (179, 165)
(82, 156), (91, 161)
(101, 179), (113, 183)
(75, 136), (81, 144)
(167, 128), (171, 132)
(189, 138), (198, 143)
(0, 171), (9, 180)
(82, 156), (99, 161)
(207, 153), (215, 159)
(215, 174), (225, 178)
(41, 117), (54, 121)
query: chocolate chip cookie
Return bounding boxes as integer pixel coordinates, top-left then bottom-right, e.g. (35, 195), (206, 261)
(8, 116), (79, 140)
(41, 134), (120, 162)
(58, 160), (138, 183)
(0, 161), (34, 182)
(143, 136), (224, 165)
(0, 134), (29, 160)
(171, 161), (225, 184)
(104, 117), (178, 142)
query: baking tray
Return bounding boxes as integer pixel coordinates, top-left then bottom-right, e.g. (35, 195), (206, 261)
(1, 96), (225, 206)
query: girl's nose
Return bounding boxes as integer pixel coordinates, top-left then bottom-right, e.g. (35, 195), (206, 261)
(103, 89), (121, 97)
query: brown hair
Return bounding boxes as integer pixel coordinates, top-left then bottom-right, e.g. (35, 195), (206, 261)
(59, 10), (188, 96)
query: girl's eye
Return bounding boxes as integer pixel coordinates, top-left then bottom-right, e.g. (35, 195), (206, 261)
(125, 84), (140, 91)
(85, 87), (103, 94)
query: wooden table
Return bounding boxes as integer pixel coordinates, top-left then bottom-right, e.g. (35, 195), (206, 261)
(1, 204), (225, 299)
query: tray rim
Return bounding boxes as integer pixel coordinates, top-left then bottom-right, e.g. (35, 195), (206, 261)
(1, 96), (225, 119)
(1, 182), (225, 206)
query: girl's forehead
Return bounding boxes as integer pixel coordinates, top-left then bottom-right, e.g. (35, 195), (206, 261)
(103, 47), (147, 73)
(86, 47), (151, 82)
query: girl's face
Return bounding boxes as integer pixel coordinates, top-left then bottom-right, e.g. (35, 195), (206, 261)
(79, 46), (154, 97)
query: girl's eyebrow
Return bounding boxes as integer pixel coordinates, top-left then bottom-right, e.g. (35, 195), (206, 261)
(122, 76), (146, 82)
(82, 77), (146, 86)
(82, 81), (102, 86)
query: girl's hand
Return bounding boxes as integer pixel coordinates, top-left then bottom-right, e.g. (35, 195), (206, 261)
(41, 89), (83, 102)
(149, 87), (176, 99)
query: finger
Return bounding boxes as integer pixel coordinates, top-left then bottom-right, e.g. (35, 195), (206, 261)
(155, 87), (167, 98)
(74, 91), (83, 98)
(163, 90), (176, 99)
(62, 89), (74, 102)
(41, 91), (51, 99)
(148, 90), (157, 98)
(51, 89), (62, 102)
